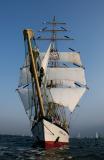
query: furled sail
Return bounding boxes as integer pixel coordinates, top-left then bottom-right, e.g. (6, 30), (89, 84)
(46, 88), (86, 112)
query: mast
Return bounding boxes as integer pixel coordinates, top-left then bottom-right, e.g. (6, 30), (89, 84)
(36, 17), (87, 114)
(23, 29), (45, 117)
(37, 16), (74, 52)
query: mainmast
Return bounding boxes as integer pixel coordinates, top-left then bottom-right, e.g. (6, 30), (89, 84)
(36, 16), (73, 52)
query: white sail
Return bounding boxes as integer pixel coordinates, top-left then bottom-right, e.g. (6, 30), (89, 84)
(18, 54), (31, 87)
(40, 52), (82, 66)
(17, 87), (33, 111)
(59, 52), (82, 65)
(24, 54), (30, 66)
(46, 79), (75, 88)
(47, 68), (86, 85)
(19, 67), (31, 87)
(41, 44), (51, 74)
(47, 88), (86, 112)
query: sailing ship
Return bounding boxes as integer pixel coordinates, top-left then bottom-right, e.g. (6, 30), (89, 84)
(17, 17), (87, 148)
(95, 132), (99, 139)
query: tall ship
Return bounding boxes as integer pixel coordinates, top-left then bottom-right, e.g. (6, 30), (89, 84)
(17, 17), (87, 148)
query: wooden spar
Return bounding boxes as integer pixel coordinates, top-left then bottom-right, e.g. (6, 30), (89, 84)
(23, 29), (45, 117)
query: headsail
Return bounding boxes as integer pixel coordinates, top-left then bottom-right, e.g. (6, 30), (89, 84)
(17, 30), (45, 120)
(19, 67), (31, 87)
(17, 87), (33, 111)
(41, 44), (52, 74)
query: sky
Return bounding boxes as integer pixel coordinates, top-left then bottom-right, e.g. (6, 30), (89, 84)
(0, 0), (104, 137)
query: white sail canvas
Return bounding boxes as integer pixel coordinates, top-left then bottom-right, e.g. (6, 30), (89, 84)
(47, 67), (86, 85)
(17, 87), (33, 111)
(59, 52), (82, 65)
(41, 44), (51, 74)
(46, 88), (86, 112)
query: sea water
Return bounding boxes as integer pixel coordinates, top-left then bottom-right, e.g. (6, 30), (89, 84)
(0, 135), (104, 160)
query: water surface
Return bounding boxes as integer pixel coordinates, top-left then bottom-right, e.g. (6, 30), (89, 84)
(0, 135), (104, 160)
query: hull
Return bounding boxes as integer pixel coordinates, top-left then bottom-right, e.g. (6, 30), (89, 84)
(31, 118), (69, 148)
